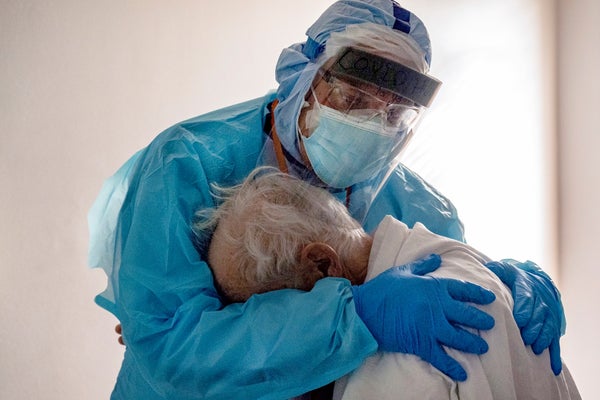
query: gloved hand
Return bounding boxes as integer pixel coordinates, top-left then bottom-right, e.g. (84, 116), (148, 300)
(486, 259), (565, 375)
(351, 254), (496, 382)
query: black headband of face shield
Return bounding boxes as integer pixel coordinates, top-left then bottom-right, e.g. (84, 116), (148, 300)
(328, 47), (442, 107)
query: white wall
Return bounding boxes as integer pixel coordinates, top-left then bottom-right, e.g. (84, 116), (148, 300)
(1, 1), (597, 399)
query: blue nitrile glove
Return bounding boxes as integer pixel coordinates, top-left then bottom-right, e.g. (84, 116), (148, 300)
(351, 254), (496, 382)
(486, 259), (565, 375)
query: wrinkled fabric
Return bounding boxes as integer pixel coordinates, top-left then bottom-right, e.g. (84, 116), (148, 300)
(89, 92), (465, 399)
(334, 216), (581, 400)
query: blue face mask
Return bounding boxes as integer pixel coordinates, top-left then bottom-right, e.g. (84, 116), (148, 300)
(301, 102), (404, 189)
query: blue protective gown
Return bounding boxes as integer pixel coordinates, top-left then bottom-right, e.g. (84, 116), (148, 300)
(89, 92), (465, 399)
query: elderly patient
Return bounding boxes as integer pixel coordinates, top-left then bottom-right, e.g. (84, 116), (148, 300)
(194, 167), (580, 400)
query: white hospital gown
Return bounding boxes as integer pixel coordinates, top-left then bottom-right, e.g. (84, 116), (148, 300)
(333, 215), (581, 400)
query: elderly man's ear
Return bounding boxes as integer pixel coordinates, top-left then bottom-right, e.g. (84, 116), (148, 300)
(300, 242), (344, 278)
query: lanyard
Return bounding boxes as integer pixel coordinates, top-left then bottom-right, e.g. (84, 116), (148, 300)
(268, 100), (352, 209)
(269, 100), (289, 174)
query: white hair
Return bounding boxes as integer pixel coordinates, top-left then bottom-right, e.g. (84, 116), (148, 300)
(193, 167), (369, 302)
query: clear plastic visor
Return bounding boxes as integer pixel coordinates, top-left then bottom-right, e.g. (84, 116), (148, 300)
(312, 69), (423, 132)
(320, 46), (441, 106)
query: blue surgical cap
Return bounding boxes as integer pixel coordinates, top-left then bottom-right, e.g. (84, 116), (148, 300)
(273, 0), (432, 163)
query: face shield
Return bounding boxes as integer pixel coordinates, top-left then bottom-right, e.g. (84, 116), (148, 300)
(312, 66), (423, 133)
(298, 23), (441, 190)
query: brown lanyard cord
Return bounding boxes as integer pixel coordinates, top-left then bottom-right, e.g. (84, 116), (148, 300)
(269, 100), (351, 209)
(345, 186), (352, 209)
(269, 100), (289, 174)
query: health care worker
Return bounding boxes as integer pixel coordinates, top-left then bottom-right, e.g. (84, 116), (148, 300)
(88, 1), (566, 399)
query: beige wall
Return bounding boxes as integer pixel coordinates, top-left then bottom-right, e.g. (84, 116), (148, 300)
(1, 1), (597, 399)
(557, 0), (600, 398)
